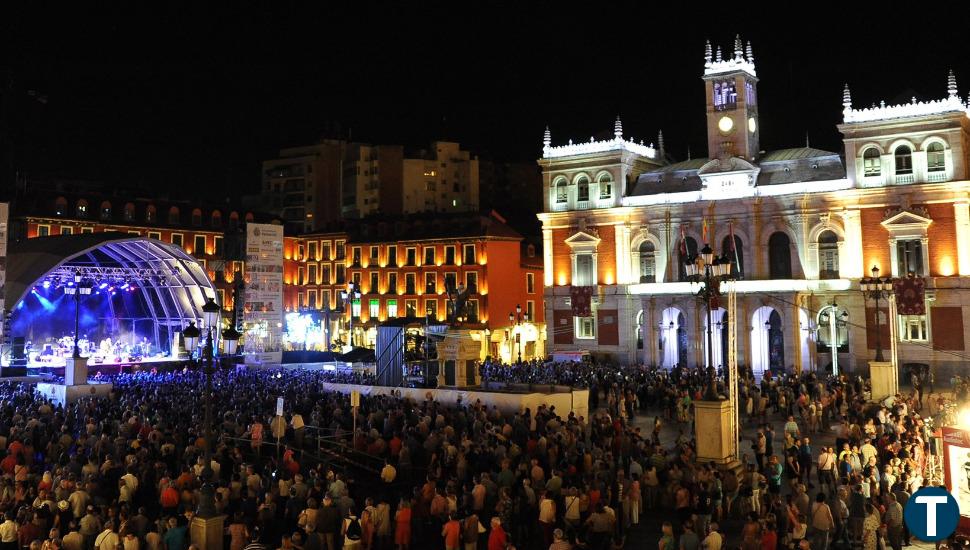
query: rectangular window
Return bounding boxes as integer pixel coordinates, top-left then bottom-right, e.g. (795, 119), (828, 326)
(897, 239), (925, 277)
(466, 299), (479, 322)
(576, 316), (596, 339)
(444, 272), (457, 291)
(308, 264), (317, 285)
(425, 299), (438, 319)
(297, 243), (305, 260)
(899, 314), (928, 342)
(335, 240), (344, 260)
(322, 289), (331, 309)
(171, 233), (184, 247)
(351, 297), (361, 318)
(352, 271), (361, 286)
(424, 247), (436, 266)
(37, 225), (50, 237)
(387, 299), (398, 318)
(387, 246), (397, 266)
(463, 244), (475, 265)
(307, 289), (318, 309)
(405, 299), (417, 317)
(80, 227), (94, 234)
(445, 246), (456, 265)
(388, 272), (398, 294)
(370, 272), (379, 294)
(527, 273), (535, 294)
(321, 263), (331, 285)
(370, 246), (379, 263)
(425, 272), (437, 294)
(194, 235), (206, 255)
(406, 247), (417, 266)
(599, 179), (612, 199)
(298, 266), (304, 286)
(352, 247), (362, 266)
(405, 273), (416, 294)
(369, 299), (379, 318)
(60, 226), (74, 235)
(148, 231), (161, 240)
(213, 236), (223, 256)
(526, 300), (535, 322)
(298, 292), (304, 308)
(308, 241), (317, 261)
(322, 241), (332, 260)
(574, 254), (595, 286)
(465, 272), (478, 293)
(335, 265), (346, 284)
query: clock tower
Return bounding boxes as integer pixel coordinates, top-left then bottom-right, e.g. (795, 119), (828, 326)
(703, 36), (760, 161)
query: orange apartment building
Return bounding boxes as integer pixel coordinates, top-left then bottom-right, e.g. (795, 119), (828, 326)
(282, 211), (545, 362)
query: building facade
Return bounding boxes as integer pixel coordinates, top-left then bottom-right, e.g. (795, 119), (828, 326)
(539, 36), (970, 377)
(262, 140), (480, 231)
(282, 212), (544, 362)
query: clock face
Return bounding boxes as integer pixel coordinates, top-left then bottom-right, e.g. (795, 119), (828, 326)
(748, 117), (757, 133)
(718, 116), (734, 133)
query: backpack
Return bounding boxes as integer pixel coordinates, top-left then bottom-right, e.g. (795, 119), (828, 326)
(346, 517), (362, 541)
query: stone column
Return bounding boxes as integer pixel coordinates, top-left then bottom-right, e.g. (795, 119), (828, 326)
(191, 515), (226, 550)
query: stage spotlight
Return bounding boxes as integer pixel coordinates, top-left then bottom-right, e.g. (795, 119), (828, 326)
(99, 283), (108, 290)
(121, 283), (129, 290)
(42, 280), (51, 289)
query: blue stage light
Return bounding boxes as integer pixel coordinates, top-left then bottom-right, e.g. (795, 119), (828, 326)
(99, 283), (108, 290)
(42, 280), (51, 289)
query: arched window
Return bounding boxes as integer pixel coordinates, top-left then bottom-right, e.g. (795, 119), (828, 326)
(54, 197), (67, 216)
(818, 230), (840, 279)
(576, 176), (590, 202)
(191, 208), (202, 226)
(554, 179), (568, 203)
(639, 241), (656, 283)
(678, 236), (698, 282)
(145, 205), (157, 223)
(862, 148), (881, 177)
(100, 201), (112, 220)
(211, 210), (222, 227)
(76, 200), (88, 218)
(768, 232), (792, 279)
(722, 235), (743, 278)
(245, 212), (254, 223)
(894, 145), (913, 175)
(636, 310), (644, 350)
(927, 142), (946, 172)
(817, 304), (849, 354)
(168, 207), (180, 225)
(598, 173), (613, 199)
(228, 211), (240, 230)
(123, 203), (135, 221)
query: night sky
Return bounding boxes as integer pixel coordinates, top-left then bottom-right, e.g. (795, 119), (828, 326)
(4, 6), (970, 201)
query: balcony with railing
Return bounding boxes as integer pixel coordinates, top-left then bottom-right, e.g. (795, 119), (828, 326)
(927, 170), (948, 183)
(896, 173), (915, 185)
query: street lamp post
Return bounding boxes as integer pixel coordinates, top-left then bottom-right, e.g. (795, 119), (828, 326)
(192, 296), (221, 518)
(685, 244), (736, 400)
(63, 270), (92, 359)
(341, 282), (361, 349)
(509, 305), (528, 364)
(861, 265), (894, 363)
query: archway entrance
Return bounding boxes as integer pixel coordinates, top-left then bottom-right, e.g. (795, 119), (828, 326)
(660, 307), (684, 369)
(703, 307), (727, 368)
(751, 306), (784, 376)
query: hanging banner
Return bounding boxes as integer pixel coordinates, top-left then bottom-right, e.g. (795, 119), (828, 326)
(244, 223), (284, 364)
(569, 286), (593, 317)
(893, 275), (926, 316)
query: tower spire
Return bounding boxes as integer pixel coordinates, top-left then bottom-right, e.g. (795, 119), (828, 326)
(842, 83), (852, 109)
(704, 40), (712, 66)
(543, 125), (551, 148)
(733, 35), (743, 60)
(614, 116), (623, 139)
(715, 46), (722, 63)
(948, 69), (959, 98)
(658, 129), (665, 158)
(745, 41), (754, 64)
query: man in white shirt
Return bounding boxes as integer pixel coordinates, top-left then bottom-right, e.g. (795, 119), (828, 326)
(94, 521), (119, 550)
(291, 413), (305, 447)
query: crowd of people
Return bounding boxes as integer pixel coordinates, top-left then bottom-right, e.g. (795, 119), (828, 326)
(0, 358), (953, 550)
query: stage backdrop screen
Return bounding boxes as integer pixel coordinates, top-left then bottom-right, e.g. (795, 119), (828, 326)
(244, 223), (283, 364)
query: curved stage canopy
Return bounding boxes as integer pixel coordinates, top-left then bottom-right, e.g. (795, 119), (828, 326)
(4, 234), (218, 368)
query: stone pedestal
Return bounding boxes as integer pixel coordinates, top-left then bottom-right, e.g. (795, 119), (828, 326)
(869, 361), (898, 403)
(694, 399), (735, 465)
(190, 514), (226, 550)
(64, 356), (88, 386)
(436, 328), (481, 387)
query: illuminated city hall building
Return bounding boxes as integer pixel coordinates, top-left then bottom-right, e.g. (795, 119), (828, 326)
(539, 37), (970, 376)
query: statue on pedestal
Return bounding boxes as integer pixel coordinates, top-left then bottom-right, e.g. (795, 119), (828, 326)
(703, 365), (719, 401)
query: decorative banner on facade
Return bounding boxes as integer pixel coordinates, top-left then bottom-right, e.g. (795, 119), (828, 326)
(893, 275), (926, 315)
(244, 223), (284, 364)
(570, 286), (593, 317)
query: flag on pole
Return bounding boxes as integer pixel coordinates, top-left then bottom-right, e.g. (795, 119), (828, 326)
(702, 218), (709, 244)
(679, 224), (687, 256)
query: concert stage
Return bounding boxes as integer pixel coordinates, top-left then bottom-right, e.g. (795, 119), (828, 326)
(3, 234), (223, 380)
